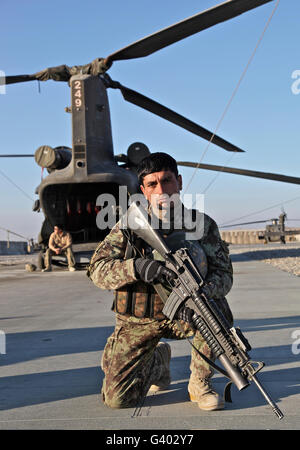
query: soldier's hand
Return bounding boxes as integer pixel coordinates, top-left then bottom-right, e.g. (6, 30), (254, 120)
(134, 258), (176, 284)
(176, 305), (194, 324)
(200, 284), (213, 300)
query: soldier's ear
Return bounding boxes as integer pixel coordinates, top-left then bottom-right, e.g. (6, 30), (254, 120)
(177, 174), (182, 191)
(140, 184), (145, 196)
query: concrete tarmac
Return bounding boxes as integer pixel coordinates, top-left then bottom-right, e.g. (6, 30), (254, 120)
(0, 252), (299, 430)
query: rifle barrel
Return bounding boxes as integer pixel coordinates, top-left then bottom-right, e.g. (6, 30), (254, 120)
(251, 374), (284, 420)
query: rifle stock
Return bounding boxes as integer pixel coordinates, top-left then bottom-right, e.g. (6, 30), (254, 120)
(121, 200), (171, 257)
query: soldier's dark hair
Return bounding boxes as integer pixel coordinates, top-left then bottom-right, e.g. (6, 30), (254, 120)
(137, 152), (178, 185)
(54, 224), (63, 230)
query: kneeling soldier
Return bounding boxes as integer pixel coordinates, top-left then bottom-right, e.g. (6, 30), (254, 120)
(87, 153), (233, 411)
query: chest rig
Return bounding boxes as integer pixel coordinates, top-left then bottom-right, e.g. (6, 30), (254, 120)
(112, 232), (166, 319)
(113, 211), (208, 320)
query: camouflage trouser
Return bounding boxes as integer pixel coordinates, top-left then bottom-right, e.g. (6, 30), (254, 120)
(101, 314), (214, 409)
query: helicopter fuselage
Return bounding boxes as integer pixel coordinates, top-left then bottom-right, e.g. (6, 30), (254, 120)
(36, 74), (138, 246)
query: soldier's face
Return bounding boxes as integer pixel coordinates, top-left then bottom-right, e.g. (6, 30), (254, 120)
(54, 226), (62, 234)
(140, 170), (182, 209)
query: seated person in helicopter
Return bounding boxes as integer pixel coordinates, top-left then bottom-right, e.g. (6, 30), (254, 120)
(43, 224), (76, 272)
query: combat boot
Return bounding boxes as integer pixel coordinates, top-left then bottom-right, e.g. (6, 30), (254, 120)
(188, 377), (224, 411)
(149, 342), (171, 392)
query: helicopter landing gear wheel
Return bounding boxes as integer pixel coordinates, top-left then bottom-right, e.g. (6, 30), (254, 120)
(37, 251), (45, 270)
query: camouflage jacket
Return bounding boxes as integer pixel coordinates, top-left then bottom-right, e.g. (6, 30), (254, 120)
(87, 209), (233, 300)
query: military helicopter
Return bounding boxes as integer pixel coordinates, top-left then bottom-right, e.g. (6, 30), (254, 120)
(1, 0), (300, 268)
(221, 211), (300, 244)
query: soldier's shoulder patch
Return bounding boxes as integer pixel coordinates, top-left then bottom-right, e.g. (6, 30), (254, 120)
(220, 239), (230, 254)
(215, 238), (230, 260)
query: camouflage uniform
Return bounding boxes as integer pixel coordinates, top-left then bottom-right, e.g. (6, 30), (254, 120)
(87, 209), (233, 409)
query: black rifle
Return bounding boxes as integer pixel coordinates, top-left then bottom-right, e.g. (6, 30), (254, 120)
(122, 201), (284, 420)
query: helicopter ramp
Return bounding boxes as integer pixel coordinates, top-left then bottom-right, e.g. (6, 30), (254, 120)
(0, 246), (299, 432)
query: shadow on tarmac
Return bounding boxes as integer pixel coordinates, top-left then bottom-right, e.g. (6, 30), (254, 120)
(231, 248), (300, 262)
(1, 357), (297, 413)
(236, 316), (300, 333)
(143, 372), (297, 414)
(0, 320), (299, 412)
(0, 366), (104, 411)
(2, 317), (299, 368)
(1, 326), (114, 367)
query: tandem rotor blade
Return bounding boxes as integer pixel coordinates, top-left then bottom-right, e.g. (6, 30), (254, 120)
(1, 1), (274, 86)
(220, 219), (269, 227)
(177, 161), (300, 185)
(104, 0), (273, 65)
(0, 65), (76, 86)
(0, 154), (34, 157)
(112, 81), (243, 153)
(0, 75), (37, 85)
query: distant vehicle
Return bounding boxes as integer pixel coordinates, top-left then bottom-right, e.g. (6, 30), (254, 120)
(257, 213), (300, 244)
(221, 212), (300, 244)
